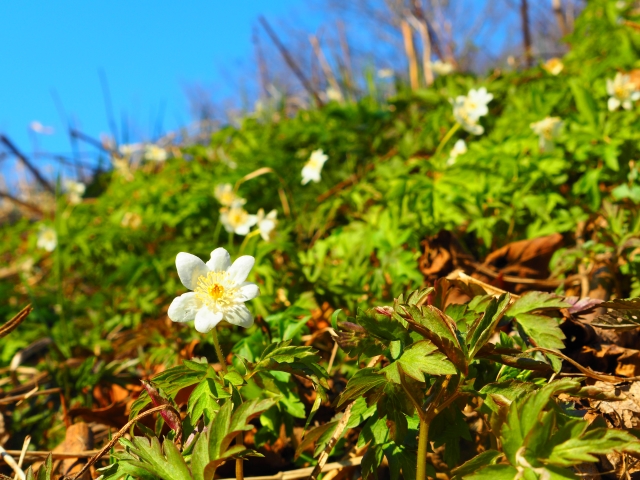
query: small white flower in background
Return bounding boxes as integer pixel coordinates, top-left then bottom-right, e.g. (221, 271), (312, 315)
(377, 68), (394, 79)
(168, 247), (259, 332)
(144, 145), (168, 162)
(37, 226), (57, 252)
(542, 58), (564, 76)
(30, 121), (54, 135)
(447, 139), (467, 166)
(256, 209), (277, 241)
(119, 143), (142, 158)
(220, 205), (257, 236)
(64, 179), (86, 205)
(607, 72), (640, 111)
(430, 60), (454, 76)
(451, 87), (493, 135)
(301, 149), (329, 185)
(121, 212), (142, 230)
(214, 183), (246, 207)
(326, 87), (343, 102)
(530, 116), (563, 152)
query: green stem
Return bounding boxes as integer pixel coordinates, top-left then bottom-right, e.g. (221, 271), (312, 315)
(416, 416), (430, 480)
(433, 123), (460, 159)
(238, 230), (260, 255)
(227, 230), (234, 251)
(212, 219), (222, 246)
(211, 328), (228, 374)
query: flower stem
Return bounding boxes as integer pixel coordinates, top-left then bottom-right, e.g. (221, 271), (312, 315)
(211, 328), (228, 374)
(433, 122), (460, 159)
(212, 219), (222, 246)
(239, 230), (260, 255)
(236, 434), (245, 480)
(416, 416), (430, 480)
(228, 231), (234, 251)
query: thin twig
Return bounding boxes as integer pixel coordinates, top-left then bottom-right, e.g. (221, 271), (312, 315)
(0, 191), (43, 216)
(0, 388), (61, 405)
(0, 446), (25, 480)
(309, 356), (380, 480)
(70, 404), (182, 480)
(400, 20), (419, 90)
(13, 436), (30, 480)
(0, 136), (54, 194)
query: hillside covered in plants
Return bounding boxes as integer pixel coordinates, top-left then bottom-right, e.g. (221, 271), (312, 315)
(3, 1), (640, 479)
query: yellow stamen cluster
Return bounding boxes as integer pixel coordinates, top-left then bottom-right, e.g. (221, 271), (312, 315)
(194, 271), (235, 308)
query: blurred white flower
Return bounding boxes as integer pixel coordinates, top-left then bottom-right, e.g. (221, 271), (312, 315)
(301, 149), (329, 185)
(214, 183), (246, 207)
(430, 60), (454, 75)
(326, 87), (343, 102)
(377, 69), (394, 79)
(30, 121), (54, 135)
(37, 226), (57, 252)
(530, 116), (563, 152)
(144, 145), (168, 162)
(168, 247), (259, 332)
(64, 179), (86, 205)
(220, 205), (257, 236)
(542, 58), (564, 76)
(256, 209), (277, 241)
(121, 212), (142, 230)
(119, 143), (142, 157)
(607, 72), (640, 111)
(451, 87), (493, 135)
(447, 139), (467, 165)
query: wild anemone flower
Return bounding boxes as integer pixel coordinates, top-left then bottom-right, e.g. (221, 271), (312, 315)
(607, 73), (640, 111)
(64, 179), (86, 205)
(301, 149), (329, 185)
(451, 87), (493, 135)
(37, 226), (57, 252)
(256, 209), (277, 241)
(542, 58), (564, 76)
(220, 205), (257, 236)
(530, 117), (563, 152)
(447, 139), (467, 165)
(430, 60), (454, 75)
(144, 145), (168, 162)
(168, 247), (259, 332)
(214, 183), (246, 207)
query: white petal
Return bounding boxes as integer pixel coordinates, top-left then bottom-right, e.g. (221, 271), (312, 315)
(168, 292), (200, 323)
(207, 248), (231, 271)
(194, 307), (224, 333)
(176, 252), (209, 290)
(228, 256), (255, 284)
(239, 282), (260, 301)
(608, 97), (621, 111)
(224, 304), (254, 328)
(623, 100), (633, 110)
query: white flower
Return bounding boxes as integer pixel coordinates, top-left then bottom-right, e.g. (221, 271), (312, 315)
(256, 209), (277, 241)
(607, 72), (640, 111)
(301, 149), (329, 185)
(447, 139), (467, 165)
(119, 143), (142, 157)
(430, 60), (454, 75)
(30, 121), (54, 134)
(530, 117), (563, 152)
(144, 145), (168, 162)
(37, 226), (57, 252)
(377, 69), (394, 79)
(214, 184), (246, 207)
(168, 248), (259, 332)
(451, 87), (493, 135)
(326, 87), (343, 102)
(220, 205), (257, 236)
(542, 58), (564, 76)
(64, 180), (86, 205)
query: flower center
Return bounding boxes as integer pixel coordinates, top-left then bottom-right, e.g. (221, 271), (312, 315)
(194, 271), (235, 308)
(615, 85), (630, 100)
(229, 209), (247, 226)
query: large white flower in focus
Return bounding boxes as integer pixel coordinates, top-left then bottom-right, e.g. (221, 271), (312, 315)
(607, 73), (640, 111)
(301, 149), (329, 185)
(168, 248), (259, 332)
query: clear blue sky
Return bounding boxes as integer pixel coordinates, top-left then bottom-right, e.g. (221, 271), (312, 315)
(0, 1), (315, 181)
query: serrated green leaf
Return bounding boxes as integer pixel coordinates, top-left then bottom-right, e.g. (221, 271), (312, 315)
(382, 340), (457, 383)
(466, 294), (511, 359)
(188, 379), (222, 424)
(547, 428), (640, 467)
(479, 380), (537, 414)
(507, 291), (569, 317)
(451, 450), (503, 478)
(296, 421), (338, 459)
(336, 368), (388, 408)
(515, 313), (565, 371)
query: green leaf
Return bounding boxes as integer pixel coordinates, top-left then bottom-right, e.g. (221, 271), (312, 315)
(296, 421), (338, 459)
(382, 340), (457, 383)
(466, 294), (511, 359)
(337, 368), (388, 408)
(507, 291), (569, 317)
(462, 464), (518, 480)
(451, 450), (503, 478)
(515, 313), (566, 371)
(569, 78), (598, 129)
(479, 380), (537, 414)
(188, 379), (222, 424)
(547, 428), (640, 467)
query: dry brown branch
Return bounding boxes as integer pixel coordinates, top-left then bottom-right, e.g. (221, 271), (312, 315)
(400, 20), (419, 90)
(70, 404), (182, 480)
(0, 191), (43, 216)
(309, 356), (381, 480)
(259, 16), (324, 107)
(0, 446), (25, 480)
(552, 0), (568, 36)
(220, 456), (363, 480)
(0, 305), (32, 339)
(0, 388), (61, 405)
(0, 136), (54, 194)
(309, 34), (343, 102)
